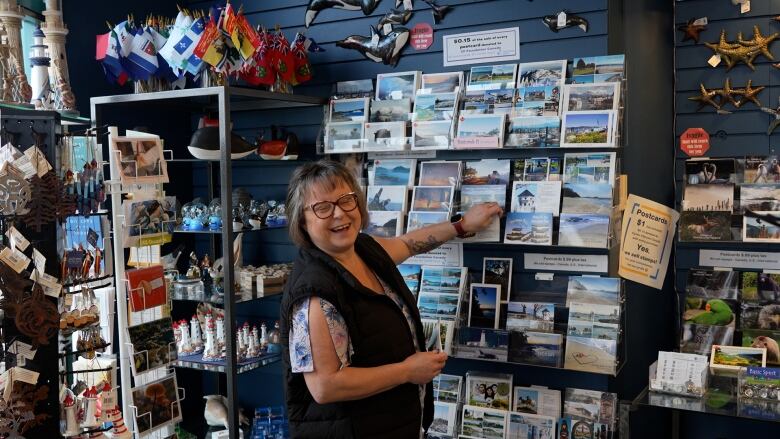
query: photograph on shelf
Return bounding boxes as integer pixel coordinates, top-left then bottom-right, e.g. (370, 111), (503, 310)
(457, 327), (510, 362)
(433, 373), (463, 403)
(483, 257), (513, 302)
(461, 405), (509, 438)
(376, 71), (421, 101)
(567, 302), (620, 340)
(510, 181), (562, 214)
(370, 159), (416, 187)
(468, 283), (502, 329)
(468, 64), (518, 90)
(363, 122), (408, 151)
(515, 85), (561, 116)
(455, 114), (506, 147)
(678, 211), (732, 241)
(685, 269), (739, 300)
(682, 184), (734, 212)
(461, 88), (516, 115)
(523, 158), (551, 182)
(406, 211), (449, 232)
(562, 152), (616, 185)
(335, 79), (374, 98)
(684, 296), (736, 326)
(563, 388), (617, 425)
(504, 212), (553, 245)
(506, 302), (555, 332)
(506, 412), (556, 439)
(366, 185), (408, 212)
(743, 212), (780, 242)
(369, 99), (411, 122)
(325, 121), (364, 152)
(560, 111), (616, 148)
(421, 71), (464, 93)
(513, 386), (561, 418)
(685, 158), (735, 184)
(741, 272), (780, 301)
(508, 330), (563, 367)
(131, 374), (182, 434)
(741, 330), (780, 365)
(412, 120), (453, 150)
(398, 263), (422, 297)
(123, 197), (176, 247)
(740, 302), (780, 331)
(112, 136), (169, 185)
(463, 159), (511, 185)
(329, 97), (369, 122)
(431, 401), (458, 437)
(411, 186), (455, 212)
(558, 213), (611, 248)
(461, 185), (507, 210)
(420, 265), (467, 294)
(505, 116), (560, 148)
(365, 211), (403, 238)
(419, 161), (462, 187)
(743, 156), (779, 183)
(414, 92), (459, 121)
(418, 292), (461, 321)
(710, 345), (767, 371)
(518, 60), (567, 87)
(561, 183), (614, 215)
(564, 336), (617, 375)
(127, 317), (177, 376)
(739, 184), (780, 212)
(680, 323), (735, 355)
(126, 265), (168, 312)
(562, 83), (620, 112)
(465, 374), (512, 410)
(566, 276), (621, 306)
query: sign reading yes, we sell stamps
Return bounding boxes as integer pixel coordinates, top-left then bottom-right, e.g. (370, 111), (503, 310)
(443, 27), (520, 66)
(619, 194), (679, 289)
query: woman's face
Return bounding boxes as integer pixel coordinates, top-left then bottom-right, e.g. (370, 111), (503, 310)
(303, 180), (361, 258)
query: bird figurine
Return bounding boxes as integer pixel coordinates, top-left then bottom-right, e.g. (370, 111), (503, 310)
(686, 299), (734, 325)
(678, 18), (707, 44)
(204, 395), (251, 429)
(422, 0), (452, 24)
(378, 9), (413, 28)
(337, 25), (411, 66)
(542, 11), (589, 33)
(305, 0), (382, 28)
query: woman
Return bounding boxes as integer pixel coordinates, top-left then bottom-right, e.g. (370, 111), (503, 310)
(280, 160), (502, 438)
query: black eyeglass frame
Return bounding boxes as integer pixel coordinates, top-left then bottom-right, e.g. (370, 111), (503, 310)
(308, 192), (359, 219)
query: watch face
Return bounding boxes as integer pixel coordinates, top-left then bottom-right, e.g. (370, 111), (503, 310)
(451, 214), (463, 223)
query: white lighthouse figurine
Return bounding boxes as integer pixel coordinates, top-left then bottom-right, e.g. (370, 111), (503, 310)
(29, 27), (51, 109)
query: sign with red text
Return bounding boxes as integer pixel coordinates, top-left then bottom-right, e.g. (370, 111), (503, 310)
(411, 23), (434, 50)
(680, 128), (710, 157)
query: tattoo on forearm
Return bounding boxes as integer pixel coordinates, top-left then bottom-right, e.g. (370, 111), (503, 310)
(402, 235), (445, 256)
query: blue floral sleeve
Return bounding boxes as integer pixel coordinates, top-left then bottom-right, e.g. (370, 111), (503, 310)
(289, 297), (353, 373)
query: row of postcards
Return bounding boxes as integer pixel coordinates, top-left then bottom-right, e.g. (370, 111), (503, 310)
(429, 371), (618, 438)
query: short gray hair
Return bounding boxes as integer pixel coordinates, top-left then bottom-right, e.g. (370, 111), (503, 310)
(286, 160), (368, 247)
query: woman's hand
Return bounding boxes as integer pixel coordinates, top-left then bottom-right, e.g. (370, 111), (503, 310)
(403, 351), (448, 385)
(462, 202), (504, 233)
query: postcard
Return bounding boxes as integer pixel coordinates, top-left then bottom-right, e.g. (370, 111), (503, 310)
(483, 257), (513, 302)
(511, 273), (569, 305)
(461, 185), (507, 210)
(398, 263), (421, 296)
(684, 296), (736, 326)
(571, 55), (625, 80)
(504, 212), (553, 245)
(335, 79), (373, 98)
(126, 265), (167, 312)
(744, 211), (780, 242)
(438, 319), (456, 354)
(123, 197), (176, 247)
(371, 158), (416, 187)
(518, 60), (567, 87)
(681, 323), (735, 355)
(414, 92), (458, 121)
(510, 181), (562, 214)
(743, 156), (780, 183)
(513, 386), (561, 418)
(685, 158), (735, 184)
(463, 159), (511, 185)
(127, 317), (177, 376)
(564, 336), (617, 374)
(461, 88), (516, 115)
(685, 269), (739, 300)
(507, 412), (556, 439)
(411, 186), (454, 212)
(330, 97), (369, 123)
(741, 272), (780, 301)
(363, 122), (408, 151)
(420, 266), (467, 294)
(366, 185), (407, 212)
(112, 137), (169, 185)
(419, 160), (462, 187)
(411, 120), (453, 150)
(739, 183), (780, 208)
(508, 330), (563, 367)
(515, 85), (561, 116)
(558, 213), (611, 248)
(566, 276), (621, 306)
(458, 327), (509, 363)
(711, 345), (767, 371)
(550, 158), (562, 181)
(461, 405), (509, 438)
(433, 373), (463, 403)
(562, 83), (620, 112)
(422, 319), (443, 352)
(369, 98), (411, 122)
(740, 302), (780, 330)
(455, 114), (506, 147)
(418, 291), (460, 321)
(131, 374), (182, 434)
(506, 302), (555, 332)
(564, 387), (617, 425)
(568, 302), (620, 342)
(563, 152), (616, 185)
(453, 210), (502, 243)
(505, 116), (561, 148)
(523, 157), (551, 181)
(406, 211), (449, 232)
(376, 71), (420, 101)
(679, 211), (732, 241)
(741, 329), (780, 365)
(683, 184), (734, 212)
(431, 401), (458, 437)
(561, 183), (614, 215)
(560, 111), (616, 148)
(465, 374), (513, 410)
(325, 121), (364, 152)
(421, 71), (464, 94)
(365, 211), (402, 238)
(468, 64), (517, 90)
(469, 283), (502, 329)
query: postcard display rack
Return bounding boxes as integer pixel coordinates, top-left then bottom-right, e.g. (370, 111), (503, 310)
(321, 57), (629, 437)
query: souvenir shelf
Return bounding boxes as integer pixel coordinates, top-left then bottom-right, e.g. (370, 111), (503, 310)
(92, 85), (326, 439)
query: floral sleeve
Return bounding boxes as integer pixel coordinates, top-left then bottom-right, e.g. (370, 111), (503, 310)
(289, 297), (353, 373)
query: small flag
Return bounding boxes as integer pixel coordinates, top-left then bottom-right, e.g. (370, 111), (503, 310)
(193, 17), (227, 69)
(126, 27), (158, 80)
(290, 33), (312, 85)
(159, 11), (193, 75)
(100, 30), (129, 85)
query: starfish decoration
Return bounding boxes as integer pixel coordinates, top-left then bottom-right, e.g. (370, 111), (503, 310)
(704, 29), (773, 71)
(678, 19), (707, 43)
(716, 78), (743, 107)
(689, 83), (722, 110)
(736, 79), (765, 107)
(737, 25), (778, 60)
(761, 97), (780, 135)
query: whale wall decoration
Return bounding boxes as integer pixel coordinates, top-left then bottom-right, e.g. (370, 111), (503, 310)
(422, 0), (452, 24)
(336, 25), (411, 66)
(306, 0), (384, 28)
(542, 11), (589, 33)
(378, 8), (413, 27)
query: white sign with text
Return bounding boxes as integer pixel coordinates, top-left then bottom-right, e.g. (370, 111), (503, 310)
(443, 27), (520, 66)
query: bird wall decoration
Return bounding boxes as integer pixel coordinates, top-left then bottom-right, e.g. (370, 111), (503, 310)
(542, 11), (589, 33)
(336, 25), (411, 66)
(704, 26), (779, 70)
(305, 0), (383, 28)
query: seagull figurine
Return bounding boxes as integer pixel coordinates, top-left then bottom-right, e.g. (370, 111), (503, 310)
(761, 97), (780, 135)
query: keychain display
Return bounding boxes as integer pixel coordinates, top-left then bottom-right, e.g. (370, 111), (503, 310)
(61, 132), (106, 215)
(60, 245), (103, 285)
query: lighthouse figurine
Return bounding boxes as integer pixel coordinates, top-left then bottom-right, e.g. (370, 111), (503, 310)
(28, 26), (51, 109)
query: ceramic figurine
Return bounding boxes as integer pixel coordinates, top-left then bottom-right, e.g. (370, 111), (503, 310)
(98, 381), (114, 423)
(105, 405), (131, 439)
(422, 0), (452, 24)
(305, 0), (381, 28)
(260, 322), (269, 349)
(172, 321), (182, 351)
(250, 325), (260, 357)
(678, 18), (706, 44)
(62, 389), (80, 436)
(336, 25), (410, 66)
(203, 318), (219, 361)
(28, 27), (51, 108)
(190, 315), (203, 352)
(542, 11), (588, 33)
(378, 9), (413, 28)
(216, 314), (225, 347)
(81, 386), (100, 428)
(204, 395), (230, 429)
(270, 321), (281, 345)
(179, 319), (193, 354)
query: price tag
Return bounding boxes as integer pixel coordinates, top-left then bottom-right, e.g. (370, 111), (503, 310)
(32, 248), (45, 273)
(557, 12), (567, 28)
(383, 23), (393, 36)
(31, 269), (62, 297)
(741, 0), (750, 14)
(708, 54), (721, 67)
(693, 17), (708, 26)
(5, 226), (29, 251)
(0, 247), (31, 273)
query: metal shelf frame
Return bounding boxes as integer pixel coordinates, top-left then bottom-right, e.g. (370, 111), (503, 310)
(92, 85), (326, 439)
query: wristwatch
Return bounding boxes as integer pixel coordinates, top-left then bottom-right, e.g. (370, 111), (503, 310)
(451, 214), (475, 239)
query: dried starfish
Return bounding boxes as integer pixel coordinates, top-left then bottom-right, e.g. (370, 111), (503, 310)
(689, 83), (722, 110)
(736, 79), (765, 107)
(705, 29), (764, 70)
(737, 25), (778, 60)
(678, 19), (707, 43)
(716, 78), (743, 107)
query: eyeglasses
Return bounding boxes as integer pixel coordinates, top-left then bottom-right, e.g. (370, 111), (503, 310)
(308, 192), (359, 219)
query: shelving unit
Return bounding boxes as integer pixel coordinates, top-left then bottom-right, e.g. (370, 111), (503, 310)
(91, 85), (326, 439)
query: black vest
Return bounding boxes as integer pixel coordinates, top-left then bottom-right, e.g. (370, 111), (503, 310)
(280, 234), (434, 438)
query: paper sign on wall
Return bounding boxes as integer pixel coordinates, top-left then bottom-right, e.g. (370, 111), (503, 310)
(411, 23), (434, 50)
(680, 128), (709, 157)
(619, 194), (679, 290)
(443, 27), (520, 66)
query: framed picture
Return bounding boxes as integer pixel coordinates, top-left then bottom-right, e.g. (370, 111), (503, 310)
(371, 158), (416, 187)
(710, 345), (767, 371)
(469, 283), (501, 329)
(376, 71), (421, 101)
(743, 212), (780, 242)
(127, 317), (177, 376)
(365, 211), (403, 237)
(517, 60), (567, 87)
(131, 374), (182, 434)
(325, 121), (364, 152)
(483, 257), (513, 302)
(411, 186), (455, 212)
(505, 116), (560, 148)
(412, 120), (453, 150)
(455, 114), (506, 147)
(363, 121), (407, 151)
(421, 71), (464, 93)
(560, 110), (616, 148)
(112, 136), (169, 185)
(126, 265), (168, 311)
(464, 374), (513, 410)
(468, 64), (517, 90)
(562, 83), (620, 112)
(366, 185), (408, 212)
(406, 211), (449, 232)
(329, 97), (369, 122)
(419, 160), (462, 187)
(369, 99), (411, 122)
